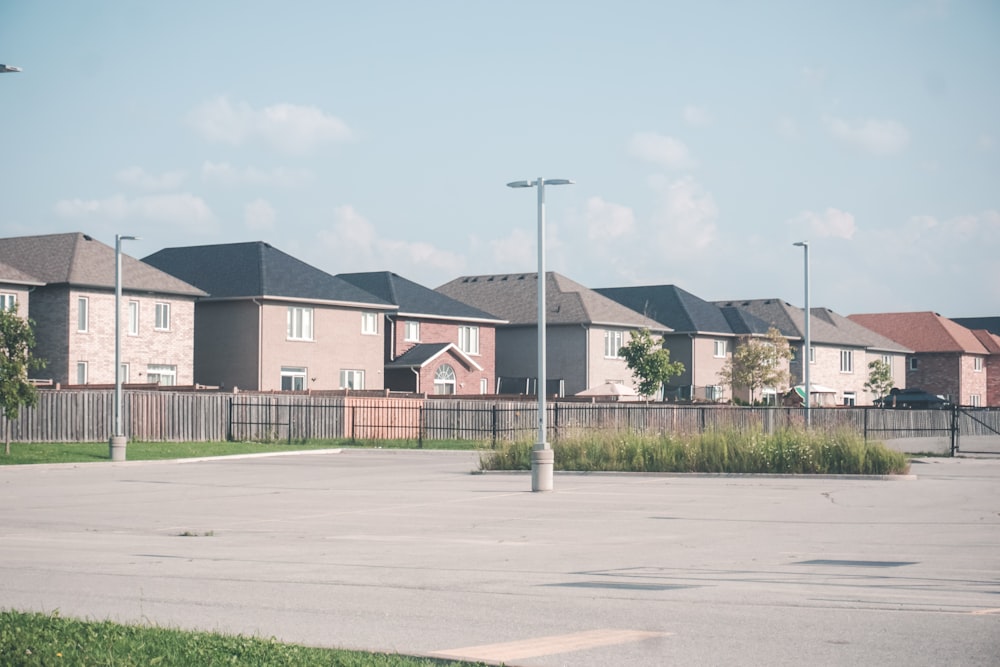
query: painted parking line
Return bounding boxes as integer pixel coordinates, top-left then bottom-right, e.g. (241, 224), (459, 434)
(970, 608), (1000, 615)
(433, 628), (670, 663)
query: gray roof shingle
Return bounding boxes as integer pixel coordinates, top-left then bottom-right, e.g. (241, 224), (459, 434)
(437, 272), (668, 330)
(0, 232), (205, 296)
(595, 284), (770, 335)
(144, 241), (394, 307)
(338, 271), (504, 323)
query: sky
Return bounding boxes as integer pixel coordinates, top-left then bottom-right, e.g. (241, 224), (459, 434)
(1, 0), (997, 318)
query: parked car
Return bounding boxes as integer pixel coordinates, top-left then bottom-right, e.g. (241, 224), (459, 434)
(875, 388), (951, 409)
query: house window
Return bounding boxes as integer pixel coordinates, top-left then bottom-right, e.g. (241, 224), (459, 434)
(128, 300), (139, 336)
(147, 364), (177, 386)
(714, 340), (726, 358)
(480, 378), (488, 394)
(340, 369), (365, 390)
(0, 293), (16, 311)
(361, 312), (378, 335)
(843, 392), (856, 406)
(970, 394), (981, 407)
(458, 326), (480, 355)
(119, 363), (129, 384)
(404, 321), (420, 342)
(604, 330), (624, 358)
(909, 357), (919, 371)
(706, 385), (723, 401)
(840, 350), (854, 373)
(155, 302), (170, 331)
(281, 366), (307, 391)
(76, 361), (88, 385)
(287, 306), (314, 340)
(77, 297), (89, 332)
(809, 346), (816, 364)
(434, 363), (456, 395)
(974, 357), (983, 372)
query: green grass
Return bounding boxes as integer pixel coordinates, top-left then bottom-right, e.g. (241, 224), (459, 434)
(0, 610), (486, 667)
(480, 428), (911, 476)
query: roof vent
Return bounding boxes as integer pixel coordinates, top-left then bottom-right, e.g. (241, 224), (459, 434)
(83, 234), (93, 241)
(518, 275), (525, 280)
(501, 276), (508, 281)
(487, 276), (494, 281)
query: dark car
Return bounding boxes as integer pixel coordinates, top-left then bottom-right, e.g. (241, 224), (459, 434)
(875, 387), (951, 409)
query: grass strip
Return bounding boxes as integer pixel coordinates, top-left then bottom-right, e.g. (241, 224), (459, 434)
(480, 428), (910, 475)
(0, 610), (485, 667)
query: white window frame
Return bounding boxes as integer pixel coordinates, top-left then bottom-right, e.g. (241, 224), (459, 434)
(706, 385), (723, 401)
(843, 391), (856, 406)
(458, 325), (480, 355)
(147, 364), (177, 386)
(287, 306), (314, 341)
(119, 362), (129, 385)
(809, 346), (816, 364)
(604, 330), (624, 358)
(77, 297), (89, 332)
(154, 302), (170, 331)
(714, 340), (726, 358)
(840, 349), (854, 373)
(433, 363), (457, 395)
(76, 361), (88, 385)
(281, 366), (308, 391)
(480, 378), (488, 394)
(973, 357), (983, 372)
(128, 300), (140, 336)
(404, 320), (420, 342)
(361, 312), (379, 335)
(0, 293), (16, 312)
(340, 369), (365, 390)
(909, 357), (919, 371)
(970, 394), (982, 407)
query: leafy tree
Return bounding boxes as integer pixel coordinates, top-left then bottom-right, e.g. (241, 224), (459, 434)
(0, 309), (45, 455)
(864, 358), (894, 402)
(619, 328), (685, 399)
(718, 327), (793, 405)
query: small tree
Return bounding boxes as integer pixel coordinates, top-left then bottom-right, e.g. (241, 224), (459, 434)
(718, 327), (793, 405)
(619, 328), (685, 399)
(864, 358), (894, 403)
(0, 309), (45, 455)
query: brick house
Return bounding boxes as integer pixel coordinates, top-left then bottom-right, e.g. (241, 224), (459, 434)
(144, 242), (396, 392)
(848, 312), (989, 407)
(0, 233), (205, 386)
(437, 272), (666, 397)
(337, 271), (505, 394)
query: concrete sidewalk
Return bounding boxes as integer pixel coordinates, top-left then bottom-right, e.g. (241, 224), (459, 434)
(2, 450), (998, 666)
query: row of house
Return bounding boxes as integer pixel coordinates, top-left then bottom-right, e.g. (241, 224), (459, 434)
(1, 232), (996, 407)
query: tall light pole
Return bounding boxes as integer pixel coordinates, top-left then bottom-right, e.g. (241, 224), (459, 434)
(507, 177), (574, 492)
(793, 241), (811, 427)
(110, 234), (138, 461)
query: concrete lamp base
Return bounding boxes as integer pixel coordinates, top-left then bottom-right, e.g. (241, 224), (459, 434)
(531, 446), (554, 492)
(109, 435), (127, 462)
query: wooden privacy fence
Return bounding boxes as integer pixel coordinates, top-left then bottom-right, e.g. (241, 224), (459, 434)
(1, 390), (998, 451)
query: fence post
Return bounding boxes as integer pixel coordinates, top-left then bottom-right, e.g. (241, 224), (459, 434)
(863, 407), (869, 441)
(951, 405), (959, 456)
(351, 405), (356, 443)
(288, 402), (293, 445)
(419, 403), (424, 449)
(491, 404), (498, 447)
(227, 397), (233, 441)
(553, 403), (559, 442)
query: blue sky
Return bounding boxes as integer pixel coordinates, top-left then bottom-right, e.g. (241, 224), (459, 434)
(1, 0), (997, 317)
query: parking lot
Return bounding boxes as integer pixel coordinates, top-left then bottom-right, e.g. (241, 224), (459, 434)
(2, 450), (999, 666)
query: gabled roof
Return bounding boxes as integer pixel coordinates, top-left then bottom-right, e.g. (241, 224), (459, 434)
(848, 312), (989, 354)
(952, 317), (1000, 337)
(715, 298), (861, 346)
(436, 272), (668, 331)
(810, 308), (912, 353)
(971, 329), (1000, 355)
(144, 241), (394, 308)
(384, 342), (484, 371)
(594, 284), (769, 335)
(0, 232), (206, 297)
(338, 271), (505, 324)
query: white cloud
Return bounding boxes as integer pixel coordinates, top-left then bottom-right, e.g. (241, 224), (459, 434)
(682, 105), (711, 127)
(584, 196), (635, 241)
(489, 227), (536, 268)
(244, 198), (276, 231)
(649, 176), (718, 253)
(789, 207), (857, 240)
(628, 132), (695, 168)
(201, 161), (314, 187)
(824, 116), (910, 156)
(116, 166), (186, 191)
(54, 193), (216, 232)
(316, 205), (465, 277)
(188, 96), (353, 154)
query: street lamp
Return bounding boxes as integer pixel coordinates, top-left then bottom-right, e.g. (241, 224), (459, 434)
(507, 177), (574, 492)
(793, 241), (811, 427)
(110, 234), (138, 461)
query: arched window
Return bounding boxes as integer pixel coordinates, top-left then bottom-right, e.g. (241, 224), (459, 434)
(434, 364), (456, 395)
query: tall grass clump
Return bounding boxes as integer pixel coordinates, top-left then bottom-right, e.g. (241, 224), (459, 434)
(479, 427), (909, 475)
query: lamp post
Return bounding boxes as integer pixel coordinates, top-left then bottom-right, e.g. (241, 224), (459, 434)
(110, 234), (138, 461)
(507, 177), (574, 492)
(793, 241), (811, 427)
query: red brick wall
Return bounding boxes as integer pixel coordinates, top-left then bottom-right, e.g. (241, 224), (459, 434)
(390, 317), (496, 393)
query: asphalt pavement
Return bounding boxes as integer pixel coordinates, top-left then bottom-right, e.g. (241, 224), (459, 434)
(2, 449), (998, 666)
